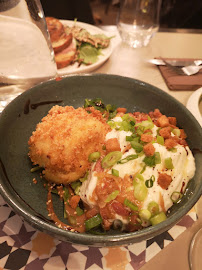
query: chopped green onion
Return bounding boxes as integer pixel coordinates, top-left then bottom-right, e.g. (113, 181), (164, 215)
(155, 152), (161, 164)
(164, 157), (174, 169)
(76, 206), (84, 216)
(63, 187), (70, 202)
(112, 168), (119, 177)
(133, 180), (148, 201)
(85, 214), (103, 231)
(147, 201), (159, 217)
(157, 136), (164, 145)
(80, 171), (89, 182)
(130, 141), (143, 153)
(71, 181), (82, 195)
(140, 164), (146, 174)
(135, 173), (144, 181)
(117, 154), (138, 164)
(30, 166), (42, 172)
(107, 121), (116, 129)
(126, 135), (139, 142)
(101, 151), (122, 168)
(88, 152), (101, 162)
(105, 190), (120, 203)
(145, 175), (155, 188)
(124, 198), (138, 211)
(170, 191), (183, 203)
(139, 209), (151, 221)
(143, 155), (155, 167)
(136, 120), (154, 130)
(143, 152), (161, 167)
(169, 148), (177, 153)
(150, 212), (167, 225)
(136, 125), (145, 135)
(172, 128), (180, 137)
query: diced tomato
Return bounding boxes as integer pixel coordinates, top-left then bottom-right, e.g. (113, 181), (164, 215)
(69, 195), (80, 209)
(105, 138), (121, 153)
(94, 159), (103, 173)
(111, 201), (130, 216)
(86, 207), (99, 219)
(117, 107), (127, 113)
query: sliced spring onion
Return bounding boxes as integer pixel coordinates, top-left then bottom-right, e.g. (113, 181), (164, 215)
(136, 120), (154, 130)
(124, 198), (138, 211)
(88, 152), (101, 162)
(80, 171), (89, 182)
(117, 154), (138, 164)
(126, 135), (139, 142)
(30, 166), (42, 172)
(101, 151), (122, 168)
(145, 175), (155, 188)
(135, 173), (145, 181)
(85, 214), (103, 231)
(63, 187), (70, 202)
(147, 201), (159, 217)
(170, 191), (183, 203)
(143, 155), (155, 167)
(140, 164), (146, 174)
(169, 148), (177, 153)
(164, 157), (174, 169)
(76, 206), (84, 216)
(143, 152), (161, 167)
(133, 180), (148, 201)
(71, 181), (82, 195)
(107, 120), (116, 129)
(139, 209), (151, 221)
(105, 190), (120, 203)
(130, 141), (143, 153)
(157, 135), (164, 145)
(150, 212), (167, 225)
(112, 168), (119, 177)
(136, 125), (145, 135)
(155, 152), (161, 164)
(172, 128), (180, 137)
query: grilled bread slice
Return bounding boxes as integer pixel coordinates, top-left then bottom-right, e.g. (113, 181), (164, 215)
(55, 39), (77, 69)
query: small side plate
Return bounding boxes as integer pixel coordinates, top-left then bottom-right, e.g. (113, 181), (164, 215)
(186, 87), (202, 127)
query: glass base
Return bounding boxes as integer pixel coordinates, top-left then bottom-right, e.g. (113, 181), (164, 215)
(189, 227), (202, 270)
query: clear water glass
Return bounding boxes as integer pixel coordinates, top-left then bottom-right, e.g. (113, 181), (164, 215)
(117, 0), (161, 48)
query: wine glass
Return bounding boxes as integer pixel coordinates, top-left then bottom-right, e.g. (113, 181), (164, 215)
(0, 0), (57, 112)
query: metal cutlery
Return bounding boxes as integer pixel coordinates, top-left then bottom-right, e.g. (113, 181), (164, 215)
(149, 58), (202, 76)
(149, 59), (202, 67)
(182, 65), (202, 76)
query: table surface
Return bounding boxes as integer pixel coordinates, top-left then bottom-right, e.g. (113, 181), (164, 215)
(1, 27), (202, 270)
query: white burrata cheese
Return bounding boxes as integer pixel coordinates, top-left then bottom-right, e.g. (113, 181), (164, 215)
(80, 117), (196, 214)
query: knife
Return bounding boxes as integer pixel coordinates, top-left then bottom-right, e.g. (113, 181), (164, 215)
(149, 59), (202, 67)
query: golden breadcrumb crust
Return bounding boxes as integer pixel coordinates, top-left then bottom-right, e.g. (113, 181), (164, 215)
(28, 105), (110, 184)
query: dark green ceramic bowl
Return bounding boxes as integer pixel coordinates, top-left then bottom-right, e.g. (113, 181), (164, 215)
(0, 74), (201, 247)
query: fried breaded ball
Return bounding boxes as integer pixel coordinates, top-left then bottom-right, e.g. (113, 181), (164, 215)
(28, 105), (110, 184)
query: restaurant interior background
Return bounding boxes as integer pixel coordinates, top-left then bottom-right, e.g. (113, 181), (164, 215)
(40, 0), (202, 30)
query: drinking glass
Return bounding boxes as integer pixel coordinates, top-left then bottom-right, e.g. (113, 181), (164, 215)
(188, 198), (202, 270)
(0, 0), (57, 112)
(117, 0), (161, 48)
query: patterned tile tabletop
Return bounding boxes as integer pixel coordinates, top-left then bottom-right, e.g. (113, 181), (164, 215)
(0, 195), (197, 270)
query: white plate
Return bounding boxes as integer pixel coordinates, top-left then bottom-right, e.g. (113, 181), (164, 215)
(57, 20), (114, 75)
(186, 87), (202, 127)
